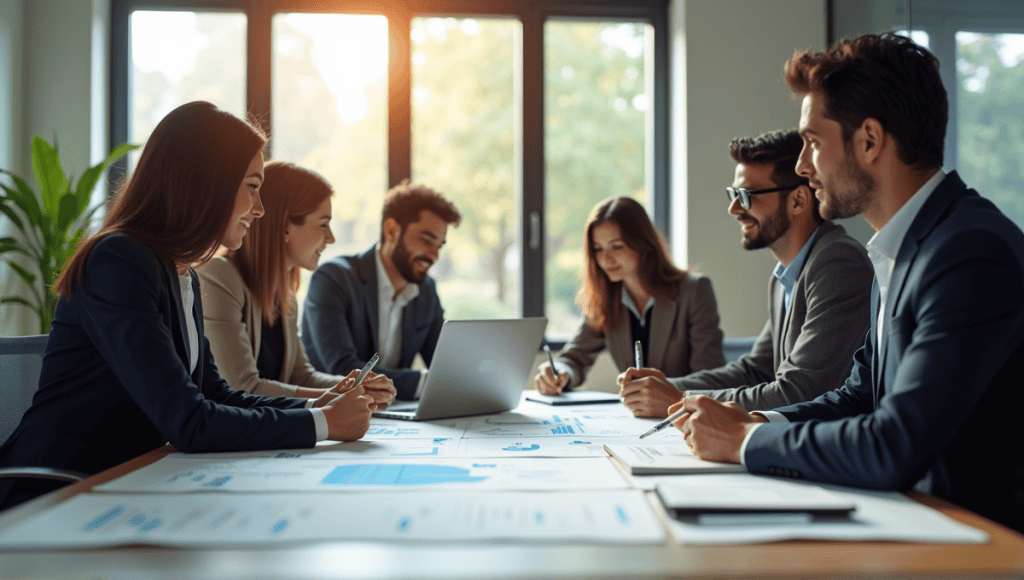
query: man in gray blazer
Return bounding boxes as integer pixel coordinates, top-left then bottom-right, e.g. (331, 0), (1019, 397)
(619, 129), (873, 416)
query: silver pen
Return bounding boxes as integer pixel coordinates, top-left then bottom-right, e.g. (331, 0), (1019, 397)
(634, 340), (643, 369)
(351, 353), (380, 390)
(543, 344), (557, 371)
(639, 406), (687, 439)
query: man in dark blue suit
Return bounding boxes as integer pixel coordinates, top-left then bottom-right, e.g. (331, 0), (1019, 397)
(301, 180), (461, 400)
(670, 33), (1024, 533)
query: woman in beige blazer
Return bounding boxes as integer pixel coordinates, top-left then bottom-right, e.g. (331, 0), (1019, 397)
(199, 161), (396, 407)
(535, 196), (724, 399)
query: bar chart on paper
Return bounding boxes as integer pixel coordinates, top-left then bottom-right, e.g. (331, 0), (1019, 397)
(95, 456), (631, 492)
(0, 490), (666, 548)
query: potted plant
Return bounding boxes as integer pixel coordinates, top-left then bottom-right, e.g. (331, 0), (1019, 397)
(1, 136), (136, 334)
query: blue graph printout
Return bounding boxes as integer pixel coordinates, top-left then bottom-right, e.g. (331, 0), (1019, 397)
(322, 464), (487, 485)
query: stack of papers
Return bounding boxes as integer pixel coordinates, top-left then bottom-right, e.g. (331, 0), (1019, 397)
(604, 444), (746, 475)
(646, 474), (989, 545)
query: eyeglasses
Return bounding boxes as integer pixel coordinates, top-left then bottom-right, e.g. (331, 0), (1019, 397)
(726, 186), (795, 210)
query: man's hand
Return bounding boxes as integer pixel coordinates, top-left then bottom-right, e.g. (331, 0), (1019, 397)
(321, 384), (375, 441)
(668, 395), (766, 464)
(534, 362), (568, 395)
(618, 367), (683, 418)
(360, 370), (396, 410)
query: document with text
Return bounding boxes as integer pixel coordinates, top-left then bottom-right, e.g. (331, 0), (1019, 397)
(0, 490), (666, 548)
(96, 456), (630, 493)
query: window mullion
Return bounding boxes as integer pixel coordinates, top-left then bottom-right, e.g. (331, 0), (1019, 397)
(521, 8), (544, 319)
(389, 12), (412, 187)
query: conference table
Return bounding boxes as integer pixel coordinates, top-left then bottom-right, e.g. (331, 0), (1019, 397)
(1, 397), (1023, 580)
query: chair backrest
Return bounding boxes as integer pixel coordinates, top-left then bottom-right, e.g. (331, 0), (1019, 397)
(0, 335), (48, 446)
(722, 336), (756, 364)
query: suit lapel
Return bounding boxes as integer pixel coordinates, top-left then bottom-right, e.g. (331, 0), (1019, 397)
(771, 279), (785, 365)
(165, 262), (194, 380)
(356, 248), (381, 349)
(647, 296), (675, 369)
(869, 280), (882, 405)
(876, 172), (970, 396)
(607, 314), (630, 369)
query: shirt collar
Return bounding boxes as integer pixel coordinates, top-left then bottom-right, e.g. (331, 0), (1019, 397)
(773, 223), (823, 294)
(866, 169), (946, 261)
(374, 242), (419, 305)
(621, 290), (655, 326)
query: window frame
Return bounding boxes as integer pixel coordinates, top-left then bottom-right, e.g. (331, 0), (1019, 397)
(110, 0), (670, 325)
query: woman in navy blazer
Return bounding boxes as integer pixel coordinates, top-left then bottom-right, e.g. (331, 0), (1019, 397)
(0, 102), (375, 511)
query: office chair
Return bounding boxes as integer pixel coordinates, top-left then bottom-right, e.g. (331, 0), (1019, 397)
(0, 335), (86, 484)
(722, 336), (756, 364)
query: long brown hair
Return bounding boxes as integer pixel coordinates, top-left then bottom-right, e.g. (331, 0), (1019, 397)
(55, 101), (267, 298)
(229, 161), (332, 326)
(578, 196), (686, 333)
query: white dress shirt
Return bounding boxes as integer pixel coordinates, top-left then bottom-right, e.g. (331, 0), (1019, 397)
(375, 244), (429, 398)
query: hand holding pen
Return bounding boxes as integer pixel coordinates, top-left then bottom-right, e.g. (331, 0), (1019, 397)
(640, 395), (764, 464)
(535, 344), (568, 395)
(639, 404), (689, 439)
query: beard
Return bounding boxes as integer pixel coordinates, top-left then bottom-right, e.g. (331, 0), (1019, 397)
(818, 145), (876, 220)
(391, 238), (432, 284)
(741, 200), (791, 251)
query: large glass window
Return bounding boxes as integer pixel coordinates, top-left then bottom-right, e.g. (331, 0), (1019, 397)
(544, 21), (653, 336)
(411, 17), (521, 320)
(129, 10), (246, 168)
(956, 31), (1024, 230)
(114, 1), (667, 338)
(272, 13), (389, 300)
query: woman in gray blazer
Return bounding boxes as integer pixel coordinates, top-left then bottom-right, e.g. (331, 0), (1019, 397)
(198, 161), (396, 408)
(535, 196), (725, 396)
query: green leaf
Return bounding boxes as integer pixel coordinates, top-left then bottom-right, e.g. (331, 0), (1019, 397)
(74, 143), (136, 216)
(7, 260), (37, 287)
(0, 170), (44, 227)
(0, 194), (26, 232)
(0, 237), (30, 257)
(57, 192), (78, 232)
(31, 136), (70, 219)
(0, 296), (35, 309)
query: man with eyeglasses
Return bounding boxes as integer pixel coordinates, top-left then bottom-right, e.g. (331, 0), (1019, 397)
(672, 33), (1024, 534)
(618, 129), (872, 417)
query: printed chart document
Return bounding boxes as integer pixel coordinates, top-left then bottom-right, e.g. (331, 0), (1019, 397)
(362, 418), (468, 441)
(524, 390), (621, 405)
(464, 410), (667, 438)
(604, 444), (747, 475)
(646, 474), (988, 545)
(0, 490), (665, 549)
(457, 436), (644, 458)
(96, 456), (629, 493)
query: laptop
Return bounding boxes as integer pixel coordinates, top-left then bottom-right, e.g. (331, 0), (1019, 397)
(372, 318), (547, 421)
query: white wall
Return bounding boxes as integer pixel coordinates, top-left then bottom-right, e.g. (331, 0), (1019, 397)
(670, 0), (830, 338)
(0, 0), (110, 336)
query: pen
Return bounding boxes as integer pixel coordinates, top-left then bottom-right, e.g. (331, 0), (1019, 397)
(634, 340), (643, 369)
(543, 344), (557, 374)
(639, 405), (688, 439)
(350, 353), (380, 390)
